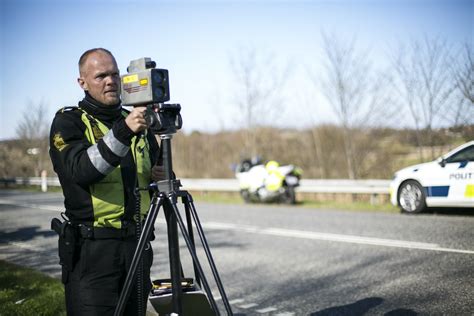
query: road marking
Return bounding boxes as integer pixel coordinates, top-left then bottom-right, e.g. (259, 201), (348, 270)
(8, 241), (37, 250)
(229, 299), (245, 304)
(256, 306), (278, 313)
(2, 199), (473, 255)
(239, 303), (258, 309)
(0, 199), (62, 212)
(274, 313), (295, 316)
(203, 222), (474, 255)
(0, 241), (46, 254)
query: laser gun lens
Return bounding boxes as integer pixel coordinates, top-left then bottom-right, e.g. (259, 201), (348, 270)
(154, 87), (165, 99)
(153, 71), (165, 84)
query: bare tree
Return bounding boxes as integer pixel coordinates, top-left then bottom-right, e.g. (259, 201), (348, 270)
(15, 101), (51, 176)
(315, 33), (394, 179)
(445, 96), (474, 128)
(441, 43), (474, 129)
(297, 91), (326, 178)
(391, 36), (455, 160)
(452, 42), (474, 104)
(228, 46), (290, 157)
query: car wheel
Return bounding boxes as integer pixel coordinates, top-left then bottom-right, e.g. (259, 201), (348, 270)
(398, 180), (427, 213)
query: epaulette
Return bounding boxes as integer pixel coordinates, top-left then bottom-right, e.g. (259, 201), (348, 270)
(56, 106), (79, 114)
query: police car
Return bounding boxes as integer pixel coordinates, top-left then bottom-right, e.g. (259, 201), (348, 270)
(390, 141), (474, 213)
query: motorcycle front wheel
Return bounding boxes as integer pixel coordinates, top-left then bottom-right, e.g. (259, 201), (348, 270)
(240, 189), (252, 203)
(280, 186), (296, 204)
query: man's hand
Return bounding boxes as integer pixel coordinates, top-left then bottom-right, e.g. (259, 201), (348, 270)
(152, 164), (166, 181)
(125, 107), (148, 133)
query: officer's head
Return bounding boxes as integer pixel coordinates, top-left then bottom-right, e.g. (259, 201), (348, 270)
(77, 48), (121, 106)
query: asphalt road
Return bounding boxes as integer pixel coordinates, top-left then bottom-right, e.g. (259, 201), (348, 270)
(0, 190), (473, 315)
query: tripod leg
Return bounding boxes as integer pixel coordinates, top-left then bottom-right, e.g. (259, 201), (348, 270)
(114, 193), (165, 316)
(168, 199), (221, 315)
(186, 194), (234, 315)
(164, 198), (183, 314)
(183, 195), (201, 287)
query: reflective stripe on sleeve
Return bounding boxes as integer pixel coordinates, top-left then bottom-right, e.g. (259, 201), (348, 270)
(102, 129), (129, 157)
(87, 145), (115, 175)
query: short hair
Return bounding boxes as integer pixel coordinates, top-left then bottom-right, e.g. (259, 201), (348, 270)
(78, 48), (115, 73)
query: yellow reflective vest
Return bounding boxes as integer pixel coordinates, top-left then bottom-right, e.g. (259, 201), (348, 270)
(80, 111), (151, 228)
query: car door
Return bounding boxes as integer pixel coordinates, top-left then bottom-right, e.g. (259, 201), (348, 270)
(419, 158), (456, 207)
(442, 145), (474, 206)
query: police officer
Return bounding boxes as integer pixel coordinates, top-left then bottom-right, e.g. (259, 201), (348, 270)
(264, 160), (284, 192)
(49, 48), (163, 315)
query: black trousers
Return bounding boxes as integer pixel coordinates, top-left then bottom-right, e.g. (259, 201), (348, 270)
(63, 237), (153, 316)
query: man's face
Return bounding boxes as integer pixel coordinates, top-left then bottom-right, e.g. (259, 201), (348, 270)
(78, 51), (121, 106)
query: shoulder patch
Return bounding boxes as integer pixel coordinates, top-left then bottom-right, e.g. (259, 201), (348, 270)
(53, 132), (69, 151)
(56, 106), (78, 114)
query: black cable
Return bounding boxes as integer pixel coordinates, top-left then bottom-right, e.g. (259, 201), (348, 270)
(135, 186), (145, 316)
(133, 136), (145, 316)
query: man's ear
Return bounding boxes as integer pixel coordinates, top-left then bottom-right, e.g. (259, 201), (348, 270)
(78, 77), (88, 91)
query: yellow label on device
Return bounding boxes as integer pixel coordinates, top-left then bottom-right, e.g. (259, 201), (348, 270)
(140, 78), (148, 86)
(122, 74), (138, 84)
(465, 184), (474, 198)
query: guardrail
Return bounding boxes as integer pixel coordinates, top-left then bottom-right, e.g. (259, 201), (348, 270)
(0, 177), (391, 195)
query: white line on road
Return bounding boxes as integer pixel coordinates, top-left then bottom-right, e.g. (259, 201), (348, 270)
(256, 306), (278, 313)
(0, 199), (62, 212)
(202, 222), (474, 255)
(2, 199), (473, 255)
(239, 303), (259, 309)
(0, 241), (44, 251)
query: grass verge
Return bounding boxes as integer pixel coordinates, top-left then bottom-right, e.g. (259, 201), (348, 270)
(190, 191), (400, 213)
(0, 260), (66, 316)
(2, 186), (399, 213)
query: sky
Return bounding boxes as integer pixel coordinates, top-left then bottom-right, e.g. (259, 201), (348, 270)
(0, 0), (472, 140)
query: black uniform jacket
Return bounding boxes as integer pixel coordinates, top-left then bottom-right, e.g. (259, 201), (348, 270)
(49, 94), (160, 224)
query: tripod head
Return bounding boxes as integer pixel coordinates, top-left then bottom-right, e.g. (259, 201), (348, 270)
(139, 102), (182, 189)
(144, 103), (183, 136)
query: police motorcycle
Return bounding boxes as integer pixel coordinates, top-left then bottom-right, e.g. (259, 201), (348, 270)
(235, 158), (302, 204)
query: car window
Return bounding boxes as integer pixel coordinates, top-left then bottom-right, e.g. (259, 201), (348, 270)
(446, 145), (474, 163)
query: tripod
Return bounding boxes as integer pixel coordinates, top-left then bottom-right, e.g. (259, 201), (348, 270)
(114, 133), (233, 316)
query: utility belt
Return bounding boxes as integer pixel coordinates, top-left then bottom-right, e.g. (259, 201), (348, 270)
(51, 216), (139, 278)
(76, 222), (137, 239)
